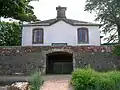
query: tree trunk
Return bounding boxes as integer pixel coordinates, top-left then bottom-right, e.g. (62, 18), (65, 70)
(118, 25), (120, 44)
(0, 17), (1, 22)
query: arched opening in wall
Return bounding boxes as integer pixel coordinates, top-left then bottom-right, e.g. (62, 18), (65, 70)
(46, 52), (73, 74)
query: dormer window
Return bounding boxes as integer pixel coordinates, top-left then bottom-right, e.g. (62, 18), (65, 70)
(32, 28), (44, 44)
(77, 28), (89, 44)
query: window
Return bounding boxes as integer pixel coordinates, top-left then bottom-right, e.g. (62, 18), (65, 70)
(78, 28), (89, 44)
(32, 28), (43, 44)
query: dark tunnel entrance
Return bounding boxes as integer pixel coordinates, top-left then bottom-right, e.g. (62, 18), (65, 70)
(46, 52), (73, 74)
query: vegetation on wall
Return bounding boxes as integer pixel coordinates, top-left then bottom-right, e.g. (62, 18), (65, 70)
(112, 45), (120, 56)
(71, 67), (120, 90)
(85, 0), (120, 43)
(0, 22), (21, 46)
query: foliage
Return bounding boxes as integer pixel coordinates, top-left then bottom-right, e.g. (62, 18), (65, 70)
(71, 68), (99, 90)
(29, 70), (43, 90)
(71, 67), (120, 90)
(0, 0), (37, 21)
(0, 22), (21, 46)
(85, 0), (120, 43)
(112, 45), (120, 56)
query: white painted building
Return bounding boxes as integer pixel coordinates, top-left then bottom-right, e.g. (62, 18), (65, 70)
(22, 6), (101, 46)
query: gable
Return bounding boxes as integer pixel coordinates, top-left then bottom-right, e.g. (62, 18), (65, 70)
(49, 20), (73, 27)
(48, 19), (73, 26)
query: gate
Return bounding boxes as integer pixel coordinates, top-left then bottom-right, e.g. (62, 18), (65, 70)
(52, 61), (73, 74)
(46, 52), (73, 74)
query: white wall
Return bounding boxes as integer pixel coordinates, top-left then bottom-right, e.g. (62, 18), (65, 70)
(22, 20), (100, 46)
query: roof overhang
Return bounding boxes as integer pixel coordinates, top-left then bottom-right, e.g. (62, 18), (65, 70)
(22, 19), (102, 27)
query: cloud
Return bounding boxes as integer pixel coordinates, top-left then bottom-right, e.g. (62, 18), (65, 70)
(30, 0), (96, 22)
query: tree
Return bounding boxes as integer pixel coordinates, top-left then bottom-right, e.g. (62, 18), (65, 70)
(0, 22), (21, 46)
(85, 0), (120, 43)
(0, 0), (37, 21)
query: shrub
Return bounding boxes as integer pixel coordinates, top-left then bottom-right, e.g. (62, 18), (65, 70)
(112, 45), (120, 56)
(94, 74), (115, 90)
(29, 70), (43, 90)
(107, 71), (120, 89)
(71, 68), (120, 90)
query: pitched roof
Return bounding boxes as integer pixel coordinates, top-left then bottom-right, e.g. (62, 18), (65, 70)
(23, 18), (101, 26)
(23, 6), (102, 27)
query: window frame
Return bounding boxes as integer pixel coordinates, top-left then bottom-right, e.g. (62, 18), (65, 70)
(32, 28), (44, 44)
(77, 27), (89, 44)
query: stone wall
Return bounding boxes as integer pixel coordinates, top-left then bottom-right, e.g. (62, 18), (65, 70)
(75, 52), (119, 71)
(0, 46), (119, 75)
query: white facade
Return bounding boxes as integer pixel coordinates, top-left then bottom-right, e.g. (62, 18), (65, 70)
(22, 20), (100, 46)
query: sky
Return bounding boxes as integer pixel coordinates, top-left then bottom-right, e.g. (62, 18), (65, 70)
(30, 0), (97, 23)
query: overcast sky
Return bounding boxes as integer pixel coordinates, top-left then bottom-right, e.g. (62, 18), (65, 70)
(30, 0), (97, 23)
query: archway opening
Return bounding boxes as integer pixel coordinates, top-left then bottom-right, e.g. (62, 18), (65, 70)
(46, 52), (73, 74)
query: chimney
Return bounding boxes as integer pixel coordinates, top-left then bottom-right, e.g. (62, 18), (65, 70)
(56, 6), (67, 19)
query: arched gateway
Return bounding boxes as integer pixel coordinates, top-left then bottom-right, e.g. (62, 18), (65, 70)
(46, 51), (73, 74)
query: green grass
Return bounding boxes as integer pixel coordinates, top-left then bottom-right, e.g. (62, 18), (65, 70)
(29, 70), (43, 90)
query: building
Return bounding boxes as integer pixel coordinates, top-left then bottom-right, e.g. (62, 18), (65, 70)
(22, 6), (101, 46)
(12, 6), (105, 75)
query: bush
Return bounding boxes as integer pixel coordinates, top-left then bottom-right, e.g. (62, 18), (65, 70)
(112, 45), (120, 56)
(71, 68), (120, 90)
(29, 70), (43, 90)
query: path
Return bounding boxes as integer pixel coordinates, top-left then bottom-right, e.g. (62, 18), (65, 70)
(0, 75), (73, 90)
(40, 75), (73, 90)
